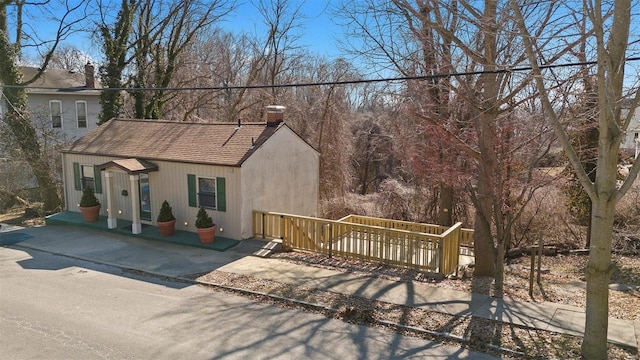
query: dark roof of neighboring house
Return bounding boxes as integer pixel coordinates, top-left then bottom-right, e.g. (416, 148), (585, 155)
(62, 118), (288, 167)
(21, 66), (100, 93)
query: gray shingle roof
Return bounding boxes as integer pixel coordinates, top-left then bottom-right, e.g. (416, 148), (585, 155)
(21, 66), (101, 92)
(62, 118), (282, 167)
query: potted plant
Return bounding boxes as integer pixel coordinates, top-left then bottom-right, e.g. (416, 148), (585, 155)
(195, 207), (216, 243)
(78, 186), (101, 222)
(156, 200), (176, 236)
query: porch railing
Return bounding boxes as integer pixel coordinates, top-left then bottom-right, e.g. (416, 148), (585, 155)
(252, 211), (471, 275)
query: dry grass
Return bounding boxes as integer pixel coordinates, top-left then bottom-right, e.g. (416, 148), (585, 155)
(0, 207), (45, 227)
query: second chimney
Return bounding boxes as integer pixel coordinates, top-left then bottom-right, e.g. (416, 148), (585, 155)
(266, 105), (285, 127)
(85, 62), (95, 89)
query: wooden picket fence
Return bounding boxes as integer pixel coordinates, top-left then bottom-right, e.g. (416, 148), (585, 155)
(252, 211), (473, 275)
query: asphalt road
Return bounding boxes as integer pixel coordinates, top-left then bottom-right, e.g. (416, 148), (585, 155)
(0, 245), (495, 359)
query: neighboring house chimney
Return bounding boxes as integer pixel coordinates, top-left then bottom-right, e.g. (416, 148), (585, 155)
(85, 62), (95, 88)
(266, 105), (285, 127)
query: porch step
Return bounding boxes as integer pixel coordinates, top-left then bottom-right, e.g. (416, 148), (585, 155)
(253, 240), (282, 258)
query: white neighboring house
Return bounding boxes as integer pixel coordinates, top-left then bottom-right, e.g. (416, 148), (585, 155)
(0, 63), (101, 192)
(60, 106), (320, 240)
(1, 63), (101, 142)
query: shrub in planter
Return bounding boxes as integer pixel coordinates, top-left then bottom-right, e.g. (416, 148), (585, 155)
(78, 186), (101, 222)
(156, 200), (176, 236)
(195, 207), (216, 243)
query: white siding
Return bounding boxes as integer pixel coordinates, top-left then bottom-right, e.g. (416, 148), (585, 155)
(62, 154), (243, 239)
(27, 93), (100, 141)
(621, 107), (640, 150)
(240, 126), (319, 239)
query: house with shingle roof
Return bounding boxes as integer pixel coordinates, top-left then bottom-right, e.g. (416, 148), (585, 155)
(60, 106), (319, 240)
(1, 64), (101, 192)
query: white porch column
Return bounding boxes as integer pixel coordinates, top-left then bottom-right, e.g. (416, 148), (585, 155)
(130, 174), (141, 234)
(105, 171), (117, 229)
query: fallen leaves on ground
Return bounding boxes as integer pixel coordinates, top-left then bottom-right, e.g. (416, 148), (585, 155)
(196, 251), (639, 359)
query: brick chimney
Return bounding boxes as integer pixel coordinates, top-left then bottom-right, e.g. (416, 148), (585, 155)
(266, 105), (285, 127)
(84, 62), (95, 88)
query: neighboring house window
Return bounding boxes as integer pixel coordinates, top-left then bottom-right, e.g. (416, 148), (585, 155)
(72, 162), (102, 194)
(187, 174), (226, 211)
(76, 101), (87, 128)
(50, 100), (62, 128)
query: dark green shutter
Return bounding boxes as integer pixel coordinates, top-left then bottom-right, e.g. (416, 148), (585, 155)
(188, 174), (197, 207)
(73, 162), (81, 190)
(216, 177), (226, 212)
(93, 165), (102, 194)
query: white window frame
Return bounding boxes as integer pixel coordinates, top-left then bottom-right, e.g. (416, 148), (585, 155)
(50, 100), (63, 129)
(76, 100), (87, 129)
(197, 177), (217, 210)
(80, 164), (95, 190)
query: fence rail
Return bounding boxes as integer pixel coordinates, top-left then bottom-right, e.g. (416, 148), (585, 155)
(253, 211), (472, 275)
(341, 214), (474, 248)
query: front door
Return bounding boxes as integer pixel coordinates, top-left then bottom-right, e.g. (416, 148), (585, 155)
(139, 173), (151, 221)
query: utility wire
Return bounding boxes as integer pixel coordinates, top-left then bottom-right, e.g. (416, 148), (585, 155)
(3, 57), (640, 92)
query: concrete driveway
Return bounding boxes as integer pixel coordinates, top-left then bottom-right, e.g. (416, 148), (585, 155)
(1, 224), (264, 277)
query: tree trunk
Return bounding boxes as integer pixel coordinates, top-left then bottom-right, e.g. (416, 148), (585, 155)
(494, 241), (505, 297)
(438, 183), (453, 227)
(581, 123), (619, 358)
(0, 19), (63, 213)
(581, 196), (615, 359)
(472, 108), (499, 277)
(472, 0), (500, 279)
(2, 97), (62, 213)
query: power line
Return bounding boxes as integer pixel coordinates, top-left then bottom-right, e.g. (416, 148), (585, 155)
(3, 57), (640, 92)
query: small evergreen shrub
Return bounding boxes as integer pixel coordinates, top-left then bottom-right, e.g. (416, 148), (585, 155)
(195, 207), (214, 228)
(157, 200), (176, 222)
(79, 186), (100, 207)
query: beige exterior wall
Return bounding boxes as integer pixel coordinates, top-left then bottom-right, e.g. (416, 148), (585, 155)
(62, 153), (242, 239)
(240, 126), (319, 239)
(62, 153), (114, 215)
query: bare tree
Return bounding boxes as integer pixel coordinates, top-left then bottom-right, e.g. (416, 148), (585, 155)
(511, 0), (640, 357)
(97, 0), (135, 124)
(0, 0), (88, 213)
(161, 29), (266, 122)
(290, 56), (359, 200)
(48, 44), (90, 72)
(338, 0), (559, 293)
(112, 0), (235, 120)
(254, 0), (305, 103)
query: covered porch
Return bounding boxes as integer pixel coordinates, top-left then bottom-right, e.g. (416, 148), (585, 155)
(99, 158), (158, 235)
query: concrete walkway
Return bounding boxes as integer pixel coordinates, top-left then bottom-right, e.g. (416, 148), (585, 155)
(2, 223), (638, 350)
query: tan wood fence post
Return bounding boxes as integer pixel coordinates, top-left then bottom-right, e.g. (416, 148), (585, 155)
(529, 245), (535, 297)
(537, 231), (543, 284)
